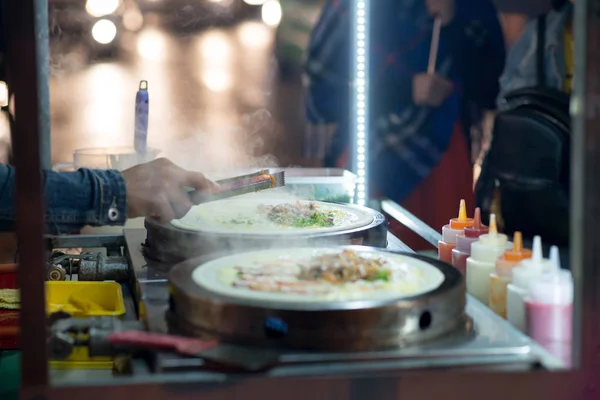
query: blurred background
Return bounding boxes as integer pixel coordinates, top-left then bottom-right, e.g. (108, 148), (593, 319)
(0, 0), (554, 171)
(1, 0), (326, 171)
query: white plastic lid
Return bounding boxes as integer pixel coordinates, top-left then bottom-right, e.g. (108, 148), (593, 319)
(512, 236), (553, 289)
(550, 246), (560, 272)
(470, 235), (509, 262)
(441, 224), (462, 244)
(528, 270), (573, 305)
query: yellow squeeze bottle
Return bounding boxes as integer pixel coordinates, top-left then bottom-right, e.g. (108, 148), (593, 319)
(489, 232), (532, 318)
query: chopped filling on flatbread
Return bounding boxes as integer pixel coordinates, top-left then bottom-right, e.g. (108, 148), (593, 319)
(300, 250), (390, 283)
(258, 201), (335, 228)
(230, 250), (396, 295)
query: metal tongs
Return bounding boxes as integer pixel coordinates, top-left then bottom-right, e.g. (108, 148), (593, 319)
(185, 169), (286, 204)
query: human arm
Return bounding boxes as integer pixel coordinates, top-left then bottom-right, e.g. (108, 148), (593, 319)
(0, 165), (126, 233)
(0, 158), (217, 234)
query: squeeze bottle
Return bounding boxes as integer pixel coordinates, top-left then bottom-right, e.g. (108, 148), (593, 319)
(506, 236), (553, 332)
(489, 232), (532, 318)
(438, 199), (474, 264)
(525, 246), (573, 367)
(465, 214), (508, 305)
(134, 80), (149, 155)
(452, 208), (489, 275)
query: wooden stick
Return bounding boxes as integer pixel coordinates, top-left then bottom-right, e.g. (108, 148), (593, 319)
(428, 17), (442, 75)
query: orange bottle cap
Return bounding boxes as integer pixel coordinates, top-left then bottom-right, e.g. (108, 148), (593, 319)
(449, 199), (474, 230)
(502, 232), (532, 262)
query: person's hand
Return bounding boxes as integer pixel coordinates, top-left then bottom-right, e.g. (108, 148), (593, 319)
(412, 73), (454, 107)
(425, 0), (456, 26)
(122, 158), (218, 222)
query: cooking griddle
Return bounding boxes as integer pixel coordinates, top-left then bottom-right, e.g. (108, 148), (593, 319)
(168, 247), (466, 352)
(144, 204), (388, 263)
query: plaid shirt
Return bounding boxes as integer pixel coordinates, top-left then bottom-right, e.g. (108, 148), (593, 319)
(304, 0), (505, 201)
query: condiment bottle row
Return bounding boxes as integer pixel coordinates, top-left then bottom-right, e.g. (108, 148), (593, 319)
(437, 201), (573, 366)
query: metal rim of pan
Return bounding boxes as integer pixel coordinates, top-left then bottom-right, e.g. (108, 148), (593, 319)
(167, 247), (467, 352)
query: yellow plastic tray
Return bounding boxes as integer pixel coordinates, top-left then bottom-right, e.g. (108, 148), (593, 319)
(45, 281), (125, 318)
(45, 282), (125, 370)
(50, 345), (113, 370)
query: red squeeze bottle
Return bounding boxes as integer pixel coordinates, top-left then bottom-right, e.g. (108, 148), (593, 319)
(451, 208), (489, 275)
(438, 200), (474, 264)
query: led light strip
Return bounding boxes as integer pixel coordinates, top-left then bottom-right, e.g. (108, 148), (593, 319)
(352, 0), (368, 206)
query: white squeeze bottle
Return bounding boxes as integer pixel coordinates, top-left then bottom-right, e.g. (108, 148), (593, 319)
(466, 214), (509, 305)
(506, 236), (554, 332)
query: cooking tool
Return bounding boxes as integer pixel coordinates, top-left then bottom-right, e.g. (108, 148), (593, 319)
(49, 315), (277, 371)
(184, 169), (285, 204)
(144, 202), (387, 263)
(168, 246), (467, 352)
(108, 330), (218, 355)
(207, 168), (357, 202)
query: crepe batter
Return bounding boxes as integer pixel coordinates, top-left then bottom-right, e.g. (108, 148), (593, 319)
(192, 248), (445, 304)
(171, 198), (374, 236)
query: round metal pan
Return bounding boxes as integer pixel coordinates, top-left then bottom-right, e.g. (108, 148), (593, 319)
(168, 246), (466, 352)
(144, 204), (388, 263)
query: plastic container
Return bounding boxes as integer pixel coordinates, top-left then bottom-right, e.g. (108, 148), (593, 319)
(46, 282), (126, 370)
(452, 208), (488, 274)
(525, 246), (573, 367)
(284, 168), (357, 202)
(51, 146), (160, 172)
(465, 214), (509, 305)
(506, 236), (553, 332)
(46, 281), (126, 318)
(439, 199), (474, 264)
(489, 232), (532, 318)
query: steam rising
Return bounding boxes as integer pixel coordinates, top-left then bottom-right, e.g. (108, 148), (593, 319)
(160, 108), (280, 173)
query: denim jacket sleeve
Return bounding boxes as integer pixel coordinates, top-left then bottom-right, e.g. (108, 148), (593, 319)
(0, 164), (128, 234)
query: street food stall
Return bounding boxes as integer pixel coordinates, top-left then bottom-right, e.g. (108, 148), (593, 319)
(3, 0), (600, 399)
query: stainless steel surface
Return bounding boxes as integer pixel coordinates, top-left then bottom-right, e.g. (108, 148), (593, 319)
(168, 247), (467, 351)
(46, 229), (558, 389)
(381, 199), (442, 247)
(386, 232), (414, 253)
(143, 203), (388, 263)
(122, 227), (550, 374)
(47, 233), (126, 248)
